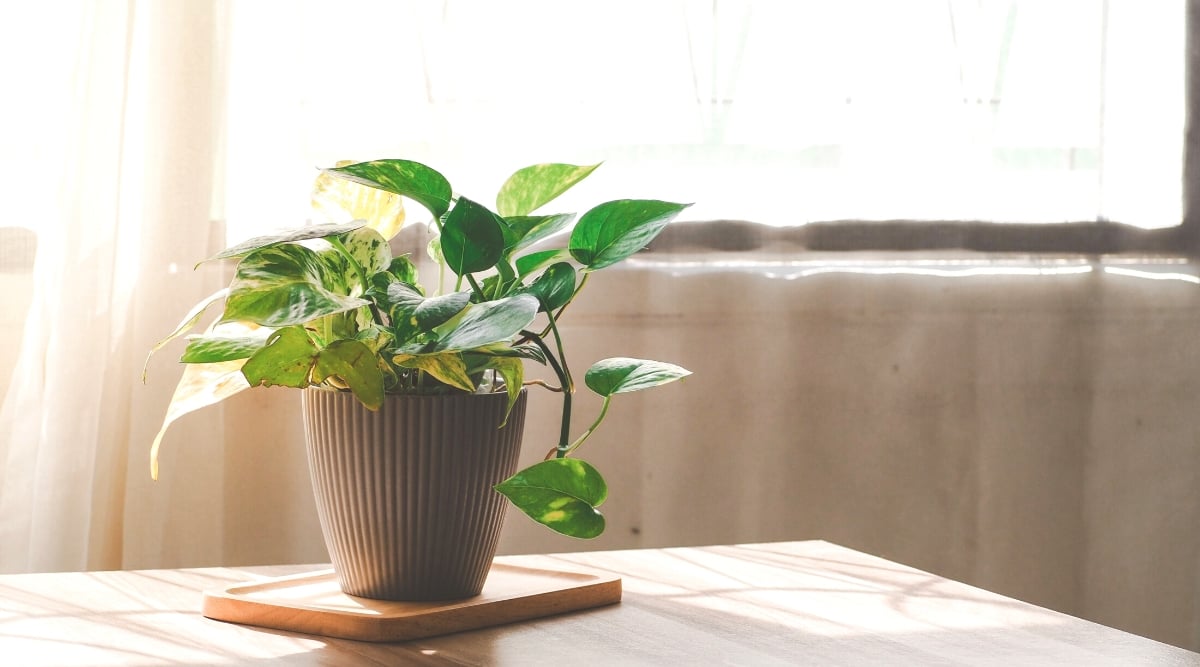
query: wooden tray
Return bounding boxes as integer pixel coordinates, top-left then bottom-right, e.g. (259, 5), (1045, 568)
(202, 563), (622, 642)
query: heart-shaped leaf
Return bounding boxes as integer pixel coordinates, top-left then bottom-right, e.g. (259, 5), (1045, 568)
(337, 227), (392, 284)
(223, 244), (369, 327)
(569, 199), (690, 270)
(522, 262), (576, 312)
(496, 163), (600, 217)
(441, 196), (506, 276)
(385, 256), (419, 285)
(415, 291), (473, 330)
(379, 282), (472, 332)
(242, 326), (319, 388)
(584, 357), (692, 397)
(313, 339), (384, 409)
(495, 458), (607, 538)
(324, 159), (453, 218)
(433, 294), (539, 352)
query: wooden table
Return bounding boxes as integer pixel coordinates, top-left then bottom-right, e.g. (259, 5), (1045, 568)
(1, 540), (1196, 666)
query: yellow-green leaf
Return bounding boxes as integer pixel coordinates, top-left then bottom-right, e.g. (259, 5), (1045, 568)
(393, 351), (475, 392)
(324, 159), (452, 219)
(312, 160), (406, 240)
(242, 326), (319, 388)
(150, 359), (251, 480)
(489, 356), (524, 425)
(495, 458), (607, 538)
(314, 339), (385, 410)
(496, 163), (600, 217)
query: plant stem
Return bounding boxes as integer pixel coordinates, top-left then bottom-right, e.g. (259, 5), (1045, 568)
(521, 328), (573, 457)
(565, 395), (611, 455)
(464, 273), (487, 301)
(430, 211), (448, 297)
(543, 307), (572, 393)
(534, 272), (590, 340)
(542, 310), (576, 458)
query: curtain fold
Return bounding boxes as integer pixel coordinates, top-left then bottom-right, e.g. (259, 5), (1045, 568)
(0, 0), (227, 573)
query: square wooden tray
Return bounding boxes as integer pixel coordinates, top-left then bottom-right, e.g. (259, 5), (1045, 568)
(202, 563), (622, 642)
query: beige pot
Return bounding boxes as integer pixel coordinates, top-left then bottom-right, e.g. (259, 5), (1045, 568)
(301, 388), (527, 601)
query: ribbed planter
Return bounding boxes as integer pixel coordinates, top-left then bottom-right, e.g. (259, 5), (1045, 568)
(301, 388), (527, 601)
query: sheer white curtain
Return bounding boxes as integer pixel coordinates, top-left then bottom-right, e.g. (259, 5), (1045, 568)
(0, 1), (229, 573)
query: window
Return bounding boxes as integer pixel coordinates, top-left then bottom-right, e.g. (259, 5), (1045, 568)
(217, 1), (1191, 254)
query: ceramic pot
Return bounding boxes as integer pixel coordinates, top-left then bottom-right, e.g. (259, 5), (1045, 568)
(301, 388), (527, 601)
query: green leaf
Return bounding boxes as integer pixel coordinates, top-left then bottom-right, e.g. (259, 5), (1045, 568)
(495, 458), (607, 539)
(584, 357), (692, 397)
(433, 294), (540, 352)
(427, 235), (444, 265)
(311, 162), (406, 240)
(463, 353), (525, 424)
(337, 226), (392, 282)
(472, 342), (548, 365)
(325, 159), (453, 218)
(180, 328), (273, 363)
(515, 248), (572, 277)
(150, 359), (251, 480)
(490, 356), (525, 423)
(502, 213), (576, 256)
(202, 221), (366, 265)
(223, 244), (369, 327)
(355, 324), (394, 355)
(241, 326), (319, 388)
(379, 282), (472, 332)
(522, 262), (576, 312)
(496, 163), (601, 217)
(385, 256), (419, 285)
(313, 340), (384, 410)
(569, 199), (691, 270)
(441, 196), (506, 276)
(415, 291), (473, 330)
(392, 351), (476, 392)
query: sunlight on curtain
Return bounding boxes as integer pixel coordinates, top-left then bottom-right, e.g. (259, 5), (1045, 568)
(0, 1), (230, 573)
(222, 0), (1183, 239)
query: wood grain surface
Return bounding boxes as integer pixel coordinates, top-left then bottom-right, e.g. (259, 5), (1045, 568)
(1, 541), (1196, 666)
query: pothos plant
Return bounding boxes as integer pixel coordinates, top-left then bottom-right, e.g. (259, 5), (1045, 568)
(147, 159), (691, 539)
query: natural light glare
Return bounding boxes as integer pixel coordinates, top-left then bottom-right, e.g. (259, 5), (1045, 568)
(631, 257), (1098, 280)
(219, 0), (1184, 240)
(1104, 267), (1200, 284)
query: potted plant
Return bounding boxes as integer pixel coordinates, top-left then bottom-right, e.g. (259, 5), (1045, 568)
(147, 159), (691, 601)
